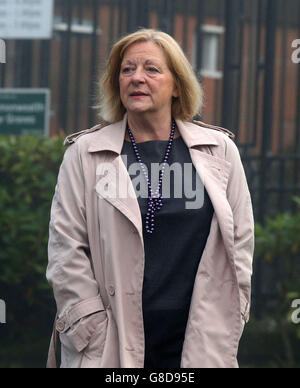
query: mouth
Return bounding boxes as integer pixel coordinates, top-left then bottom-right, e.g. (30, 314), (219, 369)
(130, 92), (149, 97)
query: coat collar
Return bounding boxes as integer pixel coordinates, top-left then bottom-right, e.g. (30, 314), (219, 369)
(87, 113), (219, 154)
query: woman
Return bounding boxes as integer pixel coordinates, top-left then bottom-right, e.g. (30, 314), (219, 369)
(46, 29), (254, 368)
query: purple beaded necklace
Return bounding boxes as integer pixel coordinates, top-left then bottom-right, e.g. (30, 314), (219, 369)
(127, 119), (176, 234)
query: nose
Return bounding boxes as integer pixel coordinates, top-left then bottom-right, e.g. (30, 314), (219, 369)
(131, 67), (145, 84)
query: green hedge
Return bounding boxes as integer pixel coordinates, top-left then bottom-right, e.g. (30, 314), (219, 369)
(0, 135), (65, 368)
(0, 135), (299, 368)
(240, 199), (300, 368)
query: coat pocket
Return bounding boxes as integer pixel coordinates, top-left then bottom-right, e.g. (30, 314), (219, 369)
(80, 312), (108, 368)
(60, 310), (108, 368)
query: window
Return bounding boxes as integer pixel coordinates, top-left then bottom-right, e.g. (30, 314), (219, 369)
(193, 24), (224, 79)
(53, 16), (101, 35)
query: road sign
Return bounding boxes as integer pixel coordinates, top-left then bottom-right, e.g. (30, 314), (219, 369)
(0, 89), (50, 136)
(0, 0), (54, 40)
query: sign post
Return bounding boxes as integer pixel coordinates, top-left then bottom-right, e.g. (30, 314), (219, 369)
(0, 89), (51, 136)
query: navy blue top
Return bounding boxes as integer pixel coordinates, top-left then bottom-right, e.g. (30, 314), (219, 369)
(121, 134), (214, 368)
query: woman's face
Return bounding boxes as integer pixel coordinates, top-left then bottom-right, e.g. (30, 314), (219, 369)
(119, 41), (178, 118)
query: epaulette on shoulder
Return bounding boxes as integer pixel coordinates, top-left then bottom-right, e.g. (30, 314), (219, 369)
(63, 120), (110, 146)
(193, 120), (235, 141)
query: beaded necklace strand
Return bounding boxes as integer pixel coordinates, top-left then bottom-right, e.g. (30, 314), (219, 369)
(127, 119), (176, 234)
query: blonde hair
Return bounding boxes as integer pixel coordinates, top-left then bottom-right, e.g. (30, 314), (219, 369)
(98, 28), (203, 123)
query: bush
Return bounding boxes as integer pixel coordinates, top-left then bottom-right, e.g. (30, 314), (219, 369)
(239, 197), (300, 368)
(0, 135), (65, 368)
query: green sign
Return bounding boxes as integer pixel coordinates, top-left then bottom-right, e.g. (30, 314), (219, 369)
(0, 89), (50, 136)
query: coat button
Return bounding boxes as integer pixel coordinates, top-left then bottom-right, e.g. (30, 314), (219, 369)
(56, 319), (65, 332)
(125, 346), (135, 351)
(108, 285), (115, 296)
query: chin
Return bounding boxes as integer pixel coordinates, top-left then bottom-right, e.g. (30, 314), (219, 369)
(127, 106), (152, 114)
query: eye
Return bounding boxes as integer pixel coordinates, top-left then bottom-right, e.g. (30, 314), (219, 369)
(147, 67), (159, 73)
(121, 67), (133, 74)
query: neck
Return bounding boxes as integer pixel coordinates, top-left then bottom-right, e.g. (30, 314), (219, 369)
(126, 112), (179, 143)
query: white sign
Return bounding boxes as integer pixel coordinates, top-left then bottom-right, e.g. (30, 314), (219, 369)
(0, 0), (54, 39)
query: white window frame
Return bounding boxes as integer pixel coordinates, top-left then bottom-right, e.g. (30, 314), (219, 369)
(193, 24), (225, 80)
(53, 16), (101, 35)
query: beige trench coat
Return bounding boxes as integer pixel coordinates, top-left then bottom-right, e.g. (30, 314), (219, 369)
(46, 113), (255, 368)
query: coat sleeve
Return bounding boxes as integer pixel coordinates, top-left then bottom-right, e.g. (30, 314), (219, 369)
(46, 142), (105, 352)
(225, 138), (255, 323)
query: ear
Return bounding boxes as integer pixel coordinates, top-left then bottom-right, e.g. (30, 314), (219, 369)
(172, 83), (179, 98)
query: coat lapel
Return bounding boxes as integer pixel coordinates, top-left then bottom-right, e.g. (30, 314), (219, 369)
(89, 115), (234, 259)
(89, 114), (144, 238)
(95, 153), (144, 237)
(176, 120), (234, 261)
(188, 148), (234, 260)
